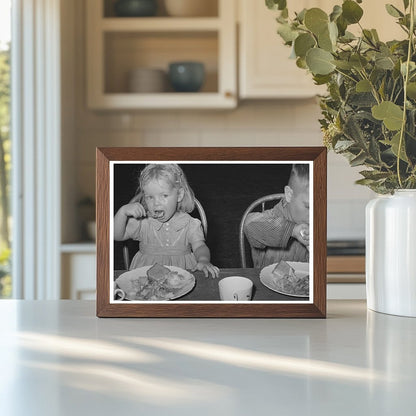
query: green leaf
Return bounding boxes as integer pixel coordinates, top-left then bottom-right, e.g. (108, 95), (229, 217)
(294, 33), (316, 58)
(403, 0), (409, 10)
(313, 74), (332, 85)
(363, 29), (376, 46)
(356, 79), (372, 92)
(371, 29), (380, 43)
(266, 0), (287, 11)
(407, 82), (416, 99)
(328, 21), (338, 45)
(305, 48), (336, 75)
(348, 92), (377, 107)
(342, 0), (364, 24)
(339, 31), (356, 43)
(296, 8), (307, 23)
(360, 170), (391, 180)
(334, 140), (355, 151)
(385, 4), (404, 18)
(333, 59), (352, 70)
(304, 8), (329, 35)
(336, 15), (348, 36)
(375, 55), (395, 70)
(369, 136), (382, 164)
(372, 101), (404, 131)
(277, 23), (298, 43)
(296, 57), (308, 69)
(318, 27), (334, 52)
(330, 5), (342, 22)
(401, 61), (416, 76)
(276, 13), (287, 24)
(350, 54), (368, 70)
(350, 151), (368, 167)
(378, 77), (386, 100)
(343, 114), (367, 147)
(389, 132), (409, 162)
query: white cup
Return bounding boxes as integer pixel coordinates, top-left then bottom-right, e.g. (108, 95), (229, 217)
(218, 276), (253, 301)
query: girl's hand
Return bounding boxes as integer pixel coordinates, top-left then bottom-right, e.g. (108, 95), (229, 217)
(293, 223), (309, 248)
(122, 202), (147, 219)
(192, 261), (220, 279)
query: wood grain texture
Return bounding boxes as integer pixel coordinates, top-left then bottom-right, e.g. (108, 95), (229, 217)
(96, 147), (327, 318)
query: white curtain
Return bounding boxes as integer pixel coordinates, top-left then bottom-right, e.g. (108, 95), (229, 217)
(12, 0), (61, 299)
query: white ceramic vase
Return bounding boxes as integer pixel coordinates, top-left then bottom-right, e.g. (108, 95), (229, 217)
(366, 189), (416, 317)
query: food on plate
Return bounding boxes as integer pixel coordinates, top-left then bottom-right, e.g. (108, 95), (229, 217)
(272, 260), (296, 280)
(115, 264), (194, 301)
(164, 271), (191, 289)
(271, 260), (309, 296)
(147, 263), (171, 282)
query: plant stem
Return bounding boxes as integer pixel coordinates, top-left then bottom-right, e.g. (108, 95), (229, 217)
(397, 0), (415, 188)
(334, 68), (358, 84)
(358, 69), (381, 104)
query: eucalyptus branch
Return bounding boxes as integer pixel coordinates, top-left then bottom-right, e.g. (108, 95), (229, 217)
(397, 0), (415, 188)
(390, 79), (398, 101)
(393, 85), (404, 104)
(358, 69), (381, 105)
(334, 68), (359, 84)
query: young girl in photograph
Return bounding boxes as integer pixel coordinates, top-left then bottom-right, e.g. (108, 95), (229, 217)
(114, 163), (219, 278)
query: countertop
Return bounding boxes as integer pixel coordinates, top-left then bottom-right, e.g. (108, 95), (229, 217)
(1, 300), (415, 415)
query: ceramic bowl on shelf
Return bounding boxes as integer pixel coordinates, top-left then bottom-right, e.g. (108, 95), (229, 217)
(114, 0), (158, 17)
(164, 0), (217, 17)
(168, 61), (205, 92)
(128, 68), (167, 93)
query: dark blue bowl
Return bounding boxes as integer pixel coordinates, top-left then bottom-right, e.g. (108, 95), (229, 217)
(168, 62), (205, 92)
(114, 0), (157, 17)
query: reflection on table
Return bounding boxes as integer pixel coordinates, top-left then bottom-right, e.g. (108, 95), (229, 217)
(114, 268), (310, 302)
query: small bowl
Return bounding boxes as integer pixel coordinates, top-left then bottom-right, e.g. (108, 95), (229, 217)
(128, 68), (167, 93)
(164, 0), (217, 17)
(168, 61), (205, 92)
(114, 0), (158, 17)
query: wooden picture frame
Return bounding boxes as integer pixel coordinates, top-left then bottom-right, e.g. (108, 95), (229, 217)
(96, 147), (327, 317)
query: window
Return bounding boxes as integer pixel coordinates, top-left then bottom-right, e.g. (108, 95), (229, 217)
(0, 0), (11, 298)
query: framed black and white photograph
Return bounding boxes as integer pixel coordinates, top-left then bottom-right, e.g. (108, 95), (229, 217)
(96, 147), (327, 317)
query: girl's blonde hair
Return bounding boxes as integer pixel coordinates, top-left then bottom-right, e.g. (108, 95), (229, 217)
(133, 163), (195, 213)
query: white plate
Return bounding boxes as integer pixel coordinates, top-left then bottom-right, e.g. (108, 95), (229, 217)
(260, 262), (310, 298)
(115, 265), (195, 301)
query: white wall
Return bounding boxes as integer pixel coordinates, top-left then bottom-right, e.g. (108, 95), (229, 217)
(61, 0), (375, 243)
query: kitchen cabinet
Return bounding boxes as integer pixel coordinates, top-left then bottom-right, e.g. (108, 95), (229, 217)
(238, 0), (326, 99)
(327, 255), (366, 299)
(86, 0), (237, 109)
(238, 0), (404, 99)
(61, 245), (96, 300)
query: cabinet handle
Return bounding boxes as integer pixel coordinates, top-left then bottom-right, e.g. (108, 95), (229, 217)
(225, 91), (234, 99)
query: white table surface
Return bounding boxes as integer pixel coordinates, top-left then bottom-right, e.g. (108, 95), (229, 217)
(1, 300), (415, 416)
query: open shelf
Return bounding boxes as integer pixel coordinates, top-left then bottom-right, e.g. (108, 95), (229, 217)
(86, 0), (236, 109)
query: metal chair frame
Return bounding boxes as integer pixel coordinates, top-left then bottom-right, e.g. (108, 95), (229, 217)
(238, 193), (285, 268)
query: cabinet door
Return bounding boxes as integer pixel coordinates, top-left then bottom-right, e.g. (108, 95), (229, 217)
(239, 0), (404, 99)
(62, 253), (96, 300)
(239, 0), (326, 99)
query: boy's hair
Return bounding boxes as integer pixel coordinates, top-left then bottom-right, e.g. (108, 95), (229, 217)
(133, 163), (195, 213)
(288, 164), (309, 189)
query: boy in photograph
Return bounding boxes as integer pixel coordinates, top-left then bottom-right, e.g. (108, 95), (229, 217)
(244, 164), (310, 268)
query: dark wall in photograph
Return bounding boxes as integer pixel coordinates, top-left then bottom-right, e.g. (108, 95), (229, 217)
(113, 163), (293, 269)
